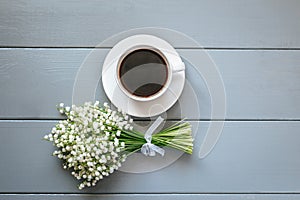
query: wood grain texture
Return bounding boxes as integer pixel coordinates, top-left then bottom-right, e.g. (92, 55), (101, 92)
(1, 194), (300, 200)
(1, 0), (299, 198)
(0, 121), (299, 193)
(1, 49), (300, 119)
(1, 0), (300, 48)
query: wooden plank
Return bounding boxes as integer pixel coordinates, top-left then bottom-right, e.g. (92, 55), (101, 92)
(0, 121), (300, 193)
(1, 49), (300, 119)
(1, 194), (300, 200)
(1, 0), (300, 48)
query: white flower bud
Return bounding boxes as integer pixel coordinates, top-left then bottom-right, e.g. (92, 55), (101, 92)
(92, 122), (98, 130)
(79, 183), (84, 189)
(116, 130), (121, 137)
(94, 101), (99, 106)
(100, 125), (105, 131)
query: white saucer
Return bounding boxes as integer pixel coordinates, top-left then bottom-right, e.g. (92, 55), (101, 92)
(102, 34), (185, 117)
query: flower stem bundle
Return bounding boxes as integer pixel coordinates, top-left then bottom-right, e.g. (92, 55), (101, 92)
(44, 101), (193, 189)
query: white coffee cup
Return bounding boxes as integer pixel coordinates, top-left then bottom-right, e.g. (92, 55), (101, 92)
(116, 45), (185, 102)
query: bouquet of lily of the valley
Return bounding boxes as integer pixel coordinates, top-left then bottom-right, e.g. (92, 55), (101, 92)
(44, 101), (193, 189)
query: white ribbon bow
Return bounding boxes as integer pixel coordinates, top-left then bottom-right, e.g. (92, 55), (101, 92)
(141, 116), (165, 156)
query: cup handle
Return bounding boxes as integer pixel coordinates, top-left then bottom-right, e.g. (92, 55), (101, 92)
(172, 61), (185, 73)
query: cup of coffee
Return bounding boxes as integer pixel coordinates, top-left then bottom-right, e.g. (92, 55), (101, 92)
(116, 45), (185, 101)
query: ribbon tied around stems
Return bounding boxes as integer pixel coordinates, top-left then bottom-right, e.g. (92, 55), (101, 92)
(141, 116), (165, 156)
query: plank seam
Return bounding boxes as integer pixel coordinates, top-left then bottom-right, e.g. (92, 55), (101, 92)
(0, 119), (300, 122)
(1, 47), (300, 50)
(1, 192), (300, 195)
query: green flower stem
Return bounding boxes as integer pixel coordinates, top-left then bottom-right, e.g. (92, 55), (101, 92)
(117, 122), (193, 155)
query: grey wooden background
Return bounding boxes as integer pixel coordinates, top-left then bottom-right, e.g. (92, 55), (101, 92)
(1, 0), (300, 199)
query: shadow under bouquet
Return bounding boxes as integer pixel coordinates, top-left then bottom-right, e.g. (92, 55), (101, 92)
(44, 101), (193, 189)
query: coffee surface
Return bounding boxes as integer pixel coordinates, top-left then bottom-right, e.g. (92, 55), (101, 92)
(119, 49), (168, 97)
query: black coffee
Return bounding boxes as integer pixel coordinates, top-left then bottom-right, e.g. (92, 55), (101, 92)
(118, 49), (168, 98)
